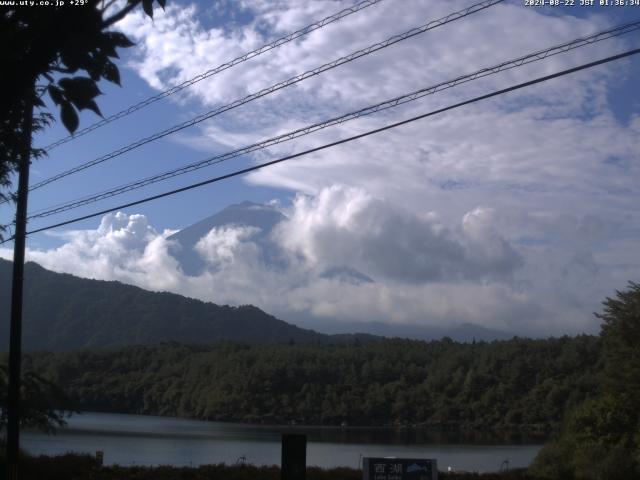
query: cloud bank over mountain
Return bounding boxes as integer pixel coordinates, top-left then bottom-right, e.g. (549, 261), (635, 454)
(4, 185), (632, 337)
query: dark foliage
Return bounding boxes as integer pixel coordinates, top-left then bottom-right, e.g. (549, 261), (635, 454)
(531, 282), (640, 480)
(0, 364), (76, 433)
(0, 452), (536, 480)
(22, 335), (600, 430)
(0, 259), (328, 350)
(0, 450), (102, 480)
(597, 282), (640, 401)
(0, 0), (164, 235)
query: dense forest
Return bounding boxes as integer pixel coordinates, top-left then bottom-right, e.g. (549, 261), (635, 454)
(19, 335), (600, 431)
(2, 282), (639, 479)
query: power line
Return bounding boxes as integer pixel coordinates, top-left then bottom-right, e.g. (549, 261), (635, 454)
(9, 47), (637, 242)
(28, 20), (639, 217)
(26, 0), (504, 194)
(41, 0), (388, 152)
(27, 20), (640, 220)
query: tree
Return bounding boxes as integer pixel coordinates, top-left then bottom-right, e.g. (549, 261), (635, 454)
(0, 0), (165, 209)
(597, 281), (640, 401)
(1, 2), (166, 477)
(532, 282), (640, 480)
(0, 365), (75, 434)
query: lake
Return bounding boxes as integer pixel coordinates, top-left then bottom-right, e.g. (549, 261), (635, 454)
(22, 412), (543, 473)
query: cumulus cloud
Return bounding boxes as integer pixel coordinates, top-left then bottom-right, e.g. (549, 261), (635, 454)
(195, 225), (261, 266)
(275, 186), (521, 283)
(19, 212), (183, 293)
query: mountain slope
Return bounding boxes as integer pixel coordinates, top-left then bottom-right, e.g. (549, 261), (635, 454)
(166, 201), (375, 286)
(0, 259), (328, 351)
(167, 201), (286, 276)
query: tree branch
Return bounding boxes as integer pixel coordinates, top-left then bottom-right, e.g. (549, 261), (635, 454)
(51, 66), (73, 73)
(102, 1), (140, 28)
(100, 0), (120, 14)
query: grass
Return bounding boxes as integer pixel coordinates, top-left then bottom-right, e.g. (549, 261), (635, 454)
(0, 453), (539, 480)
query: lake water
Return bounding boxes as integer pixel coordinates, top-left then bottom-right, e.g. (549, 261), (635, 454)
(22, 412), (543, 472)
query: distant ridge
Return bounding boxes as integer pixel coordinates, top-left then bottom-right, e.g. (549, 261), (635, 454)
(304, 319), (513, 342)
(0, 259), (332, 352)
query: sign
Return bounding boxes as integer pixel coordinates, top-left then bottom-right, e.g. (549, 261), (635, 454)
(363, 457), (437, 480)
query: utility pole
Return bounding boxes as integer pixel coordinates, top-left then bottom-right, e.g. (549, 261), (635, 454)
(6, 87), (35, 480)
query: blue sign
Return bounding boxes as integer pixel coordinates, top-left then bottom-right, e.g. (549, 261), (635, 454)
(363, 457), (437, 480)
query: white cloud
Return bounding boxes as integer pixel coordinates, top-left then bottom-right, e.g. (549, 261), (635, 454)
(10, 178), (634, 337)
(113, 0), (639, 227)
(195, 225), (261, 266)
(274, 186), (521, 283)
(116, 0), (626, 129)
(19, 212), (183, 293)
(19, 1), (633, 338)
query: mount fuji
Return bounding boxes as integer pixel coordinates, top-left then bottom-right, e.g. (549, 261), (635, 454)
(166, 201), (373, 285)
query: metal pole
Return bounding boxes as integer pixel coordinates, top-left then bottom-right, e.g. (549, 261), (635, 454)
(281, 434), (306, 480)
(6, 89), (34, 480)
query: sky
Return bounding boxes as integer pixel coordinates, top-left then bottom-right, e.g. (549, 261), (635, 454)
(1, 0), (639, 337)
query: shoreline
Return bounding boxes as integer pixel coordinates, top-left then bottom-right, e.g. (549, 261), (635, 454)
(2, 449), (537, 479)
(62, 409), (555, 439)
(21, 412), (543, 473)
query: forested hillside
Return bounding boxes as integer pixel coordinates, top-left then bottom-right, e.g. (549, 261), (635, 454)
(21, 336), (600, 430)
(0, 259), (328, 350)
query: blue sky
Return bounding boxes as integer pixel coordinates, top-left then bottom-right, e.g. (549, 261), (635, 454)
(1, 0), (639, 336)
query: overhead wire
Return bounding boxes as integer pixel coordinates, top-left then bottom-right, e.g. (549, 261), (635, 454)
(26, 20), (640, 220)
(41, 0), (388, 152)
(3, 46), (634, 244)
(25, 0), (504, 194)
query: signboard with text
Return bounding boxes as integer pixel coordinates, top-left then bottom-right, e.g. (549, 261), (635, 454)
(363, 457), (437, 480)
